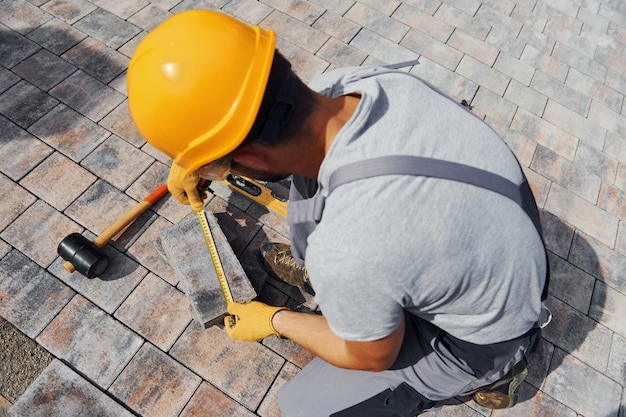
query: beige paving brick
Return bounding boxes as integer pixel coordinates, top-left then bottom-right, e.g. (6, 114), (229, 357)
(618, 221), (626, 257)
(62, 37), (128, 84)
(524, 168), (551, 209)
(531, 71), (591, 117)
(88, 0), (149, 20)
(9, 360), (135, 417)
(40, 0), (97, 24)
(274, 38), (329, 83)
(545, 21), (597, 59)
(224, 0), (274, 25)
(350, 28), (418, 66)
(434, 3), (490, 40)
(257, 362), (300, 417)
(503, 131), (537, 167)
(306, 0), (353, 15)
(401, 29), (461, 70)
(170, 323), (285, 410)
(0, 173), (36, 231)
(179, 382), (256, 417)
(263, 335), (315, 369)
(357, 0), (401, 16)
(543, 295), (612, 372)
(127, 4), (171, 31)
(393, 3), (454, 43)
(346, 3), (409, 43)
(472, 87), (517, 126)
(607, 333), (626, 386)
(260, 0), (325, 24)
(126, 216), (178, 284)
(448, 29), (500, 67)
(541, 211), (575, 259)
(566, 69), (623, 115)
(551, 42), (608, 84)
(263, 10), (328, 53)
(316, 37), (368, 68)
(520, 44), (569, 82)
(312, 9), (360, 42)
(510, 4), (548, 32)
(544, 99), (606, 152)
(0, 250), (75, 338)
(98, 100), (144, 148)
(588, 99), (626, 138)
(37, 295), (143, 388)
(456, 55), (510, 96)
(504, 79), (547, 117)
(491, 382), (577, 417)
(73, 8), (141, 49)
(409, 57), (479, 102)
(495, 52), (536, 86)
(115, 273), (191, 349)
(19, 152), (96, 211)
(534, 1), (581, 32)
(28, 104), (110, 162)
(590, 280), (626, 338)
(545, 183), (618, 247)
(510, 107), (578, 161)
(576, 142), (618, 185)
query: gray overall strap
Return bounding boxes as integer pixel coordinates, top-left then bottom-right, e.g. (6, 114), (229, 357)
(327, 155), (549, 302)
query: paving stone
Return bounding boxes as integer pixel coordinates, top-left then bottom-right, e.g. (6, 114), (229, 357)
(73, 7), (141, 49)
(316, 37), (368, 68)
(606, 68), (626, 97)
(306, 0), (354, 15)
(260, 0), (325, 25)
(0, 173), (36, 231)
(530, 145), (601, 204)
(0, 0), (52, 35)
(495, 52), (536, 87)
(345, 2), (409, 43)
(433, 3), (490, 40)
(19, 152), (95, 211)
(511, 5), (548, 32)
(524, 169), (551, 209)
(350, 28), (418, 66)
(36, 295), (143, 388)
(0, 81), (59, 129)
(590, 280), (626, 339)
(179, 382), (256, 417)
(98, 100), (144, 147)
(89, 0), (150, 20)
(40, 0), (98, 24)
(608, 333), (626, 386)
(531, 71), (591, 117)
(552, 42), (608, 84)
(544, 348), (621, 417)
(0, 66), (19, 94)
(540, 212), (575, 261)
(222, 0), (272, 25)
(126, 216), (178, 284)
(576, 143), (618, 186)
(542, 295), (612, 372)
(127, 4), (171, 31)
(311, 10), (360, 43)
(526, 338), (554, 390)
(545, 21), (596, 60)
(263, 335), (315, 369)
(50, 235), (149, 314)
(109, 343), (201, 417)
(274, 37), (329, 84)
(547, 252), (595, 315)
(566, 69), (624, 115)
(114, 273), (192, 350)
(589, 100), (626, 138)
(27, 104), (110, 162)
(545, 183), (618, 247)
(257, 362), (300, 417)
(409, 57), (479, 103)
(170, 322), (285, 411)
(1, 200), (80, 268)
(491, 382), (577, 417)
(472, 87), (517, 126)
(263, 10), (329, 53)
(26, 18), (87, 55)
(0, 24), (40, 68)
(448, 29), (500, 67)
(49, 70), (125, 122)
(81, 135), (153, 190)
(8, 360), (135, 417)
(544, 100), (607, 152)
(394, 4), (454, 43)
(502, 131), (537, 168)
(207, 196), (264, 256)
(62, 37), (128, 84)
(520, 44), (569, 83)
(504, 80), (546, 117)
(160, 210), (257, 328)
(534, 1), (581, 33)
(0, 250), (75, 338)
(11, 49), (76, 92)
(401, 29), (461, 70)
(456, 56), (511, 97)
(605, 131), (626, 166)
(510, 108), (578, 161)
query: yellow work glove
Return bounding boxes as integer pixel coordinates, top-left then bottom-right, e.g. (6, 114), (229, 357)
(167, 161), (205, 212)
(225, 301), (288, 342)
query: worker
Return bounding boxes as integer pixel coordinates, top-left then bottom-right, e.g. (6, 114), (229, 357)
(127, 10), (549, 417)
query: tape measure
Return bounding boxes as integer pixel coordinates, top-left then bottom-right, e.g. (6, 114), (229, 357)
(222, 175), (288, 218)
(196, 210), (236, 328)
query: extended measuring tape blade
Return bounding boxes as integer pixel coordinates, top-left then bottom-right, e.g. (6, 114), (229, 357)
(195, 210), (234, 305)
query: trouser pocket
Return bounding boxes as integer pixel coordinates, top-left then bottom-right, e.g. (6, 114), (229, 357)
(331, 383), (436, 417)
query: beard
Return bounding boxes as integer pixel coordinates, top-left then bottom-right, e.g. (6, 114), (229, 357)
(229, 160), (291, 183)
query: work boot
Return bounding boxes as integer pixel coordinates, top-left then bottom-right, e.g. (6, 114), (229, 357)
(260, 242), (315, 295)
(472, 358), (529, 409)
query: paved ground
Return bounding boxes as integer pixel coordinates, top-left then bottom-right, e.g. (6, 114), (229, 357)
(1, 0), (625, 416)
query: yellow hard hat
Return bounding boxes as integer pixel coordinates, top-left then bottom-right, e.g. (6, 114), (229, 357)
(127, 10), (276, 173)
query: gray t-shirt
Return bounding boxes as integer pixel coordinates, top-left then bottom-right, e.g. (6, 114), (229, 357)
(304, 67), (546, 345)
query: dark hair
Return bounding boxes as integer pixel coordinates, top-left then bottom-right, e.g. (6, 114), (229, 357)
(243, 51), (316, 146)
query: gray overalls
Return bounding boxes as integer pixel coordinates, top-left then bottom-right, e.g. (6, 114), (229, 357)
(279, 156), (548, 417)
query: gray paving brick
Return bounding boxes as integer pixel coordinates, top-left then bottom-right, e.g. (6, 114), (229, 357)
(433, 3), (490, 40)
(263, 335), (315, 369)
(98, 101), (144, 148)
(109, 343), (201, 417)
(472, 87), (517, 126)
(544, 348), (621, 417)
(510, 5), (548, 33)
(40, 0), (98, 24)
(0, 250), (75, 338)
(448, 29), (499, 67)
(0, 0), (52, 35)
(544, 100), (606, 153)
(170, 323), (285, 410)
(534, 1), (582, 33)
(114, 273), (191, 350)
(127, 4), (172, 31)
(543, 295), (612, 372)
(357, 0), (401, 16)
(476, 4), (525, 57)
(456, 55), (510, 96)
(526, 338), (554, 390)
(345, 2), (409, 43)
(590, 280), (626, 339)
(494, 52), (536, 86)
(49, 70), (125, 122)
(263, 10), (329, 53)
(531, 145), (601, 203)
(0, 174), (36, 231)
(316, 37), (367, 68)
(12, 49), (76, 91)
(510, 108), (578, 161)
(37, 295), (143, 388)
(73, 8), (141, 49)
(608, 333), (626, 386)
(0, 81), (59, 129)
(26, 18), (87, 55)
(257, 362), (300, 417)
(306, 0), (353, 15)
(401, 29), (460, 70)
(520, 44), (569, 83)
(618, 222), (626, 257)
(179, 382), (257, 417)
(312, 9), (360, 43)
(541, 211), (575, 259)
(491, 382), (577, 417)
(259, 0), (325, 25)
(548, 252), (595, 315)
(89, 0), (150, 19)
(551, 42), (608, 84)
(0, 115), (53, 181)
(517, 25), (555, 55)
(409, 57), (479, 102)
(0, 66), (19, 94)
(126, 216), (178, 284)
(0, 23), (40, 68)
(530, 71), (591, 117)
(61, 37), (128, 84)
(9, 360), (135, 417)
(504, 79), (547, 117)
(19, 151), (96, 211)
(401, 0), (442, 16)
(503, 131), (537, 167)
(589, 100), (626, 138)
(223, 0), (274, 25)
(545, 21), (597, 60)
(576, 141), (618, 184)
(81, 135), (153, 190)
(28, 104), (110, 162)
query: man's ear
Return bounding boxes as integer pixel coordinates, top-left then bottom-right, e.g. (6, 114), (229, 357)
(232, 143), (271, 170)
